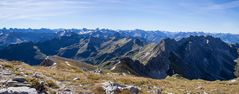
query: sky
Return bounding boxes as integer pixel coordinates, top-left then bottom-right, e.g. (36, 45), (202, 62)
(0, 0), (239, 34)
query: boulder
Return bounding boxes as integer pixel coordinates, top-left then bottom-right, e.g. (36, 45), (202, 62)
(0, 87), (37, 94)
(40, 58), (55, 67)
(94, 69), (103, 74)
(73, 77), (80, 80)
(5, 77), (29, 87)
(0, 65), (3, 69)
(58, 88), (74, 94)
(126, 86), (139, 94)
(102, 82), (120, 94)
(12, 77), (27, 83)
(5, 81), (28, 87)
(32, 72), (43, 78)
(102, 81), (140, 94)
(2, 70), (12, 75)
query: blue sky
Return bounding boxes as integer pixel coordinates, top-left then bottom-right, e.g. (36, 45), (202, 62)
(0, 0), (239, 33)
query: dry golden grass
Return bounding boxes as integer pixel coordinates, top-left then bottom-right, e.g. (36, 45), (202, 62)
(92, 86), (105, 94)
(1, 60), (239, 94)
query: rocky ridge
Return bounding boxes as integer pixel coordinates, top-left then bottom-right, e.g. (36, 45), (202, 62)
(105, 36), (239, 80)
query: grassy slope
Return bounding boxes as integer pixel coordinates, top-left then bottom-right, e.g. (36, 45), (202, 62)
(1, 59), (239, 94)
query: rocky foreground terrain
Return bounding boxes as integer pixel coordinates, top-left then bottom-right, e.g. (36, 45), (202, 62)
(0, 57), (239, 94)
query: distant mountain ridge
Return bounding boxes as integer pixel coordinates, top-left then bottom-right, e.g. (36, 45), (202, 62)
(0, 32), (147, 65)
(0, 28), (239, 49)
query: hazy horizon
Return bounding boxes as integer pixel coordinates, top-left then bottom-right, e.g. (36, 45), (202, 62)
(1, 27), (239, 34)
(0, 0), (239, 34)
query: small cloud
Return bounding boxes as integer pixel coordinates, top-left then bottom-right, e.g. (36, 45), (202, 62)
(0, 0), (96, 22)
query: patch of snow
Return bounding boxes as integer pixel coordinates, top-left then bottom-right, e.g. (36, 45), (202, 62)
(145, 52), (150, 57)
(78, 31), (93, 34)
(16, 39), (23, 44)
(60, 31), (66, 36)
(46, 56), (49, 59)
(206, 39), (209, 44)
(65, 61), (72, 67)
(234, 59), (238, 63)
(122, 73), (126, 76)
(229, 79), (237, 83)
(111, 61), (120, 70)
(111, 66), (116, 70)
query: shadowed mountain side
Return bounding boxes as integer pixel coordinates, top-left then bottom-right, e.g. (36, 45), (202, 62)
(103, 36), (239, 80)
(0, 32), (146, 65)
(0, 42), (46, 65)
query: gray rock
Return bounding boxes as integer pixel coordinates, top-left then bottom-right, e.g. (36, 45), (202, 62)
(4, 77), (29, 87)
(73, 77), (80, 80)
(102, 81), (140, 94)
(5, 81), (29, 87)
(0, 65), (3, 69)
(2, 70), (12, 75)
(40, 58), (55, 67)
(94, 69), (103, 74)
(150, 89), (162, 94)
(12, 77), (27, 83)
(16, 68), (24, 72)
(127, 86), (139, 94)
(0, 87), (37, 94)
(32, 72), (43, 78)
(62, 88), (73, 94)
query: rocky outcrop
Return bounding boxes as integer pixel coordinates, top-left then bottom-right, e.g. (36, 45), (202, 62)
(0, 63), (38, 94)
(0, 87), (38, 94)
(40, 57), (55, 66)
(5, 77), (29, 87)
(101, 81), (140, 94)
(0, 61), (64, 94)
(102, 57), (147, 76)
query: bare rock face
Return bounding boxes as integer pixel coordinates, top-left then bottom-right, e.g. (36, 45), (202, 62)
(145, 36), (238, 80)
(5, 79), (29, 87)
(168, 36), (238, 80)
(40, 57), (55, 67)
(110, 36), (239, 81)
(234, 49), (239, 77)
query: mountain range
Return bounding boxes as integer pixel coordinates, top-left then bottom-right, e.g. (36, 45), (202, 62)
(0, 28), (238, 81)
(1, 28), (239, 48)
